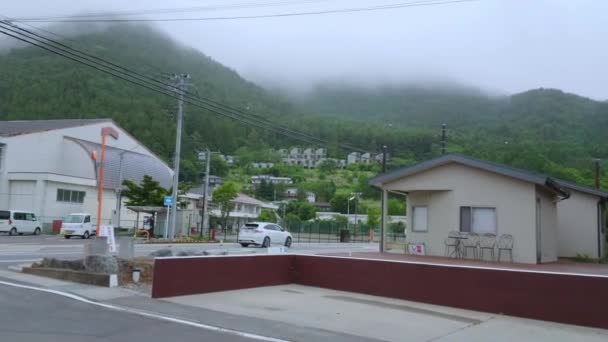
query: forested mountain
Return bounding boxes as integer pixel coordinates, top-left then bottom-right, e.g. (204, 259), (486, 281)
(296, 84), (608, 187)
(1, 24), (607, 189)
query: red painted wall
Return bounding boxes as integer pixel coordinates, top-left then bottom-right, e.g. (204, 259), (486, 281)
(151, 255), (294, 298)
(152, 254), (608, 329)
(294, 256), (608, 329)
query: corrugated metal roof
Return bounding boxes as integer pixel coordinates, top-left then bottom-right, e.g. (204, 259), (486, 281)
(369, 153), (608, 198)
(67, 137), (173, 190)
(0, 119), (111, 137)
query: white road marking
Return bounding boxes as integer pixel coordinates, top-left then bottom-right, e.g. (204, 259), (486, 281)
(0, 258), (41, 263)
(0, 280), (293, 342)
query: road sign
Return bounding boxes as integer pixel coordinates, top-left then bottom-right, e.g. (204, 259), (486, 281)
(163, 196), (173, 206)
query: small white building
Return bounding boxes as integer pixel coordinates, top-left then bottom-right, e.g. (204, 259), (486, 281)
(369, 154), (607, 264)
(0, 119), (173, 230)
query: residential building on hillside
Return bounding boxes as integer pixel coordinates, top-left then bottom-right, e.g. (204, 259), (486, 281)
(251, 175), (293, 186)
(347, 151), (389, 165)
(252, 162), (274, 169)
(189, 176), (224, 196)
(209, 193), (277, 231)
(0, 119), (173, 230)
(220, 154), (234, 166)
(279, 147), (327, 168)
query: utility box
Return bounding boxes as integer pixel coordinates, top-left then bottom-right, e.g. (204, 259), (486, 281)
(340, 229), (351, 243)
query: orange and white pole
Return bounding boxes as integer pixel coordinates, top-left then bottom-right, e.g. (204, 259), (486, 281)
(96, 127), (119, 236)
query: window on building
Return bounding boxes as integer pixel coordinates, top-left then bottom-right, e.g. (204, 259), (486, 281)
(412, 206), (428, 232)
(57, 189), (86, 203)
(460, 207), (496, 234)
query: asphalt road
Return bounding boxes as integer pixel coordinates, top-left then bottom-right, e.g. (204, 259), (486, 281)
(0, 282), (264, 342)
(0, 234), (379, 269)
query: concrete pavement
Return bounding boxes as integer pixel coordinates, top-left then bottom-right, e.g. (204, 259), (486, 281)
(164, 284), (608, 342)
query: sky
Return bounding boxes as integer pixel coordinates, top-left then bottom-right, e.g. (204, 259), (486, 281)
(3, 0), (608, 100)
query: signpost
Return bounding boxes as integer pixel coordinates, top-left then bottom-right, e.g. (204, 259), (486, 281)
(98, 225), (116, 253)
(164, 196), (173, 239)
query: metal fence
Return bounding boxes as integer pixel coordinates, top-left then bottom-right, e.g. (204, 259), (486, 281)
(214, 221), (406, 244)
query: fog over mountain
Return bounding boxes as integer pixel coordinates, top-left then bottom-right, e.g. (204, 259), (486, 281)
(3, 0), (608, 100)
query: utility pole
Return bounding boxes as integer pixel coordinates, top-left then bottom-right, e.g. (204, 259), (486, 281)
(594, 159), (601, 189)
(380, 145), (388, 252)
(201, 148), (211, 237)
(168, 74), (189, 239)
(441, 123), (447, 155)
(114, 152), (125, 229)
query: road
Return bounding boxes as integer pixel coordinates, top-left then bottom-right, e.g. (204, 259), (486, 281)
(0, 282), (273, 342)
(0, 234), (379, 268)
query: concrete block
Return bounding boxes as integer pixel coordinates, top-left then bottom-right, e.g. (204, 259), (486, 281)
(22, 267), (114, 287)
(84, 237), (109, 257)
(117, 236), (135, 259)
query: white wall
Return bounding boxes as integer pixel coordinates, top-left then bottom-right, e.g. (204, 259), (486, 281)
(0, 121), (169, 228)
(386, 162), (540, 263)
(557, 191), (602, 258)
(536, 186), (558, 263)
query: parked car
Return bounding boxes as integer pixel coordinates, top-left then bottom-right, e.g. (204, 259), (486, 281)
(238, 222), (292, 248)
(0, 210), (42, 236)
(60, 213), (94, 239)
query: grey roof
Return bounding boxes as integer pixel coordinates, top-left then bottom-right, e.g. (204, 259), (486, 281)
(67, 137), (173, 190)
(0, 119), (111, 137)
(369, 153), (608, 199)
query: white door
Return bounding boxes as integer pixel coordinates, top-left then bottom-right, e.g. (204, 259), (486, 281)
(84, 215), (92, 234)
(13, 212), (26, 233)
(268, 224), (283, 244)
(24, 213), (36, 233)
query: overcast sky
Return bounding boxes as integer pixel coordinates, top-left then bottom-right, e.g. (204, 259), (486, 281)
(3, 0), (608, 100)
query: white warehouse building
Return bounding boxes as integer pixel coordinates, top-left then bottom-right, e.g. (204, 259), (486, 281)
(0, 119), (173, 230)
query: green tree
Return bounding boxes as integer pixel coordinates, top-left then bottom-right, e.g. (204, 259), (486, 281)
(367, 207), (380, 228)
(257, 209), (277, 223)
(318, 159), (337, 173)
(210, 154), (229, 177)
(284, 213), (301, 230)
(330, 193), (358, 214)
(212, 181), (238, 232)
(285, 200), (316, 221)
(335, 215), (348, 229)
(388, 198), (406, 215)
(121, 175), (167, 207)
(254, 179), (275, 201)
(298, 202), (317, 221)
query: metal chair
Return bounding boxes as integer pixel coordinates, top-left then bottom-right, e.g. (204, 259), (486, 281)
(479, 233), (496, 261)
(444, 231), (459, 258)
(462, 233), (480, 260)
(497, 234), (514, 262)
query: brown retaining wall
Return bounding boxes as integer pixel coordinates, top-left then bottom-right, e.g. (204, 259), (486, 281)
(151, 255), (294, 298)
(152, 254), (608, 329)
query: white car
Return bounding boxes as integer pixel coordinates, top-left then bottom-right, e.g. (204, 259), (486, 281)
(60, 213), (94, 239)
(0, 210), (42, 236)
(238, 222), (292, 248)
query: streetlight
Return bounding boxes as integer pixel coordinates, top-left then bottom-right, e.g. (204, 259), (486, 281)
(347, 195), (355, 231)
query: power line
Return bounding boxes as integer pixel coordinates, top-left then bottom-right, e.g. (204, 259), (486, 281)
(13, 0), (332, 21)
(0, 21), (369, 152)
(15, 0), (478, 23)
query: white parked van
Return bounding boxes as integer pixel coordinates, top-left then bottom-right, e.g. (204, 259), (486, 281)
(0, 210), (42, 236)
(60, 213), (94, 239)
